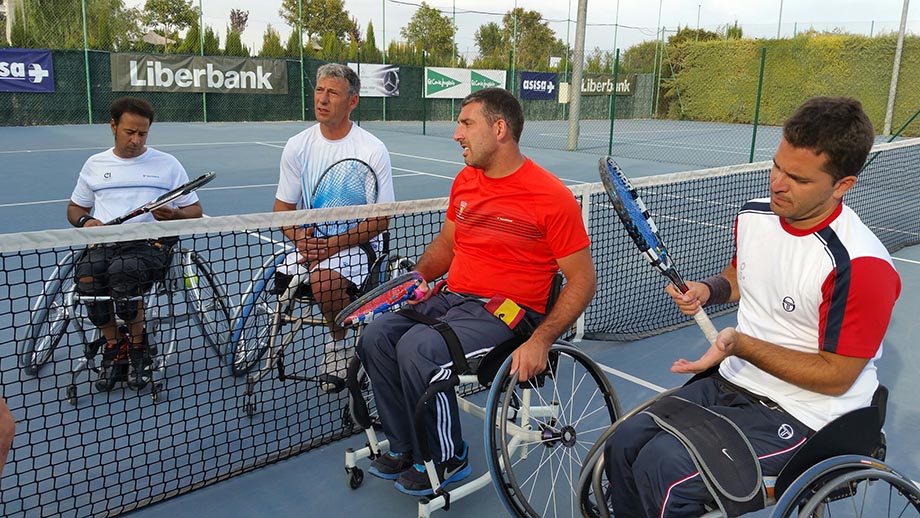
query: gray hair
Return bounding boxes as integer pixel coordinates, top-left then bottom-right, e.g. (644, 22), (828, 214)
(317, 63), (361, 97)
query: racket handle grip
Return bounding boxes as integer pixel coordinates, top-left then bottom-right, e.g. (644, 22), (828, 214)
(692, 309), (719, 345)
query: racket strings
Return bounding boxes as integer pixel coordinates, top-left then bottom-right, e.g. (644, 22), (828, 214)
(311, 160), (379, 236)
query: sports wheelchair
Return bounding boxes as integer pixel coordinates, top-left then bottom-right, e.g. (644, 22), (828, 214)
(343, 275), (623, 517)
(577, 372), (920, 518)
(227, 231), (414, 416)
(18, 241), (232, 405)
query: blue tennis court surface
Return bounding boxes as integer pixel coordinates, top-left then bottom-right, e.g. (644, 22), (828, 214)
(0, 121), (917, 517)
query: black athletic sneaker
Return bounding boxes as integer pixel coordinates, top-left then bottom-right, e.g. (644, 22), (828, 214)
(395, 442), (471, 496)
(368, 450), (414, 480)
(127, 342), (152, 391)
(96, 338), (129, 392)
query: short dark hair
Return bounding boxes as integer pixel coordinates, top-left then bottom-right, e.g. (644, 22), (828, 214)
(460, 88), (524, 143)
(783, 96), (875, 180)
(317, 63), (361, 97)
(111, 97), (154, 125)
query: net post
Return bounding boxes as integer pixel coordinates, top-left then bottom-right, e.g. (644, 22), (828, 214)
(749, 47), (767, 163)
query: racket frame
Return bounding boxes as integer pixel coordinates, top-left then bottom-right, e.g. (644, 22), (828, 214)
(598, 156), (719, 344)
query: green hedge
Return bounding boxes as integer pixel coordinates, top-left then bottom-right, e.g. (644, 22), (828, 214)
(667, 34), (920, 135)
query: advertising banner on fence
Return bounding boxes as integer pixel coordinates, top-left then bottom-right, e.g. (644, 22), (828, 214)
(580, 73), (637, 96)
(0, 48), (55, 93)
(347, 63), (400, 97)
(425, 67), (506, 98)
(111, 53), (288, 94)
(520, 71), (557, 100)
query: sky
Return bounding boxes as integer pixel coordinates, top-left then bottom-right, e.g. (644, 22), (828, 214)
(125, 0), (917, 62)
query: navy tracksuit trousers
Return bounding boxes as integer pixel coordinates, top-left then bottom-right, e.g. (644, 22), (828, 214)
(356, 292), (522, 463)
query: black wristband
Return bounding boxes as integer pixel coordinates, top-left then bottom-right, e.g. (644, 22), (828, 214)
(76, 214), (95, 227)
(699, 275), (731, 307)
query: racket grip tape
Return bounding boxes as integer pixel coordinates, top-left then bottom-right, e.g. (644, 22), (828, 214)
(693, 309), (719, 345)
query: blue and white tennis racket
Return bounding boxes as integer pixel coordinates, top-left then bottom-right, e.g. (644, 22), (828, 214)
(598, 156), (718, 344)
(305, 158), (379, 237)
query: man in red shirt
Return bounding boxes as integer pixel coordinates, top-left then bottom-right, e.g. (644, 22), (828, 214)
(356, 87), (596, 496)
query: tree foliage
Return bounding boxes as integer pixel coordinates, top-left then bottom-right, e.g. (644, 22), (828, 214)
(224, 27), (248, 56)
(400, 2), (455, 64)
(142, 0), (198, 53)
(258, 24), (286, 58)
(472, 8), (565, 70)
(363, 21), (381, 63)
(284, 28), (301, 57)
(9, 0), (141, 50)
(278, 0), (351, 47)
(229, 8), (249, 34)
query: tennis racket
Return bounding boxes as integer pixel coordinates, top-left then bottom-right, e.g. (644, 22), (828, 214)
(335, 271), (425, 328)
(307, 158), (379, 237)
(105, 171), (216, 225)
(598, 156), (718, 344)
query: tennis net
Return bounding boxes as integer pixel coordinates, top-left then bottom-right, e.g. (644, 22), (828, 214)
(0, 139), (918, 517)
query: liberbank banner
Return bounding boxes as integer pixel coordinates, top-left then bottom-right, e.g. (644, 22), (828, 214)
(111, 53), (288, 94)
(425, 67), (506, 99)
(581, 73), (637, 96)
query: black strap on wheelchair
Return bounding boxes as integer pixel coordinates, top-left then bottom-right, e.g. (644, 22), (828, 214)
(643, 395), (765, 517)
(396, 308), (470, 375)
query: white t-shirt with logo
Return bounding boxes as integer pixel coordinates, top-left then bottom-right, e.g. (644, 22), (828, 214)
(70, 147), (197, 224)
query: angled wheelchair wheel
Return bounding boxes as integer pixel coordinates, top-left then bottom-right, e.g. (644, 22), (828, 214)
(773, 455), (920, 518)
(230, 277), (277, 376)
(484, 343), (621, 518)
(185, 251), (232, 356)
(344, 358), (380, 431)
(21, 254), (78, 375)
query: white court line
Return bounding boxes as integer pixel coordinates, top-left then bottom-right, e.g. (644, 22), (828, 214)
(390, 151), (464, 166)
(596, 363), (667, 393)
(0, 184), (276, 209)
(0, 140), (289, 154)
(393, 167), (455, 180)
(256, 142), (285, 149)
(0, 198), (69, 208)
(894, 256), (920, 265)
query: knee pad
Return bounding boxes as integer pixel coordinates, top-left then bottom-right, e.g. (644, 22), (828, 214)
(85, 300), (114, 327)
(115, 297), (140, 323)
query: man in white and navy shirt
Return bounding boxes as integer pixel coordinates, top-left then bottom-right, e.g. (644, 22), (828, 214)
(67, 96), (202, 393)
(604, 97), (901, 517)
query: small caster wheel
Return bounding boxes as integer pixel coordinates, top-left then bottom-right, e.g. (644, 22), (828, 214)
(66, 385), (77, 406)
(151, 383), (163, 403)
(243, 395), (258, 416)
(348, 468), (364, 489)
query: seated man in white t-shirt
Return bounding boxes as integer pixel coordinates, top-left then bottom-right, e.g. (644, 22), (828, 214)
(67, 97), (202, 392)
(274, 63), (394, 392)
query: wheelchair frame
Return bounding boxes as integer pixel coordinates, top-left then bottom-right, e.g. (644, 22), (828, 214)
(576, 382), (920, 518)
(343, 333), (622, 518)
(226, 231), (415, 416)
(18, 243), (232, 405)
